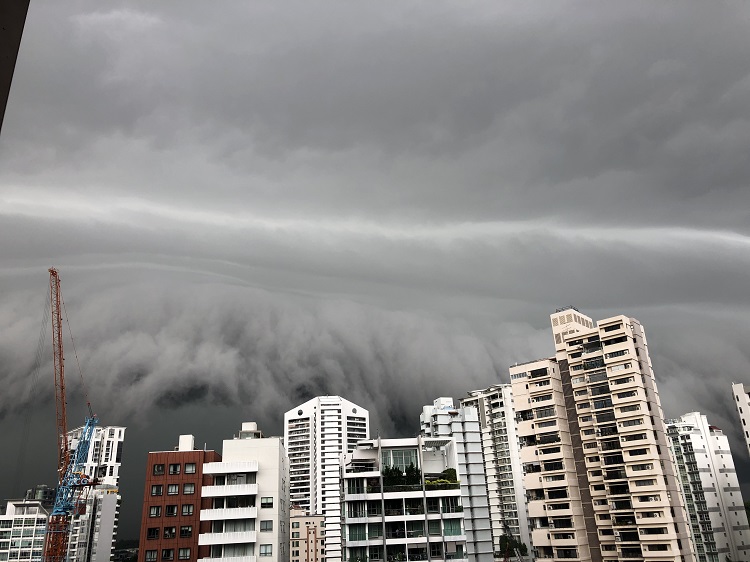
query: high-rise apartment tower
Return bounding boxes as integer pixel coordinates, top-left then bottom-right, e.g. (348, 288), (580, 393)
(284, 397), (369, 562)
(461, 385), (530, 558)
(667, 412), (750, 562)
(419, 398), (494, 561)
(731, 382), (750, 456)
(511, 308), (694, 562)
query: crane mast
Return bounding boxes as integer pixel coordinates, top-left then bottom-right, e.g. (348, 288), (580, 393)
(42, 268), (98, 562)
(50, 268), (69, 483)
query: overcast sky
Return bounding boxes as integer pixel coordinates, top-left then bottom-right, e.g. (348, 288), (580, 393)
(1, 0), (749, 539)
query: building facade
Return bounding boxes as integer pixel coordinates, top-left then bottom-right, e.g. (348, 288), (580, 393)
(511, 308), (694, 562)
(66, 424), (126, 562)
(290, 509), (324, 562)
(731, 382), (750, 456)
(68, 425), (126, 488)
(418, 398), (494, 561)
(667, 412), (750, 562)
(461, 385), (530, 558)
(284, 397), (369, 562)
(138, 435), (221, 562)
(341, 437), (493, 562)
(0, 500), (48, 562)
(199, 422), (289, 562)
(510, 357), (588, 561)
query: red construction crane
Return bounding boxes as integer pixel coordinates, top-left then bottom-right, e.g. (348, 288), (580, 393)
(49, 268), (69, 484)
(42, 268), (99, 562)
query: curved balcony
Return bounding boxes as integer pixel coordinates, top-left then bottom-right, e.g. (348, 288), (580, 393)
(200, 507), (258, 521)
(202, 484), (258, 497)
(198, 531), (257, 546)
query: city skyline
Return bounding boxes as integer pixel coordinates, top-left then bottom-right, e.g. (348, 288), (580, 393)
(1, 0), (750, 546)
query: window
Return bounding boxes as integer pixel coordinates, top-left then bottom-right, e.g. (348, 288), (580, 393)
(184, 463), (196, 474)
(259, 545), (273, 557)
(292, 522), (300, 529)
(163, 527), (176, 539)
(167, 484), (179, 495)
(380, 448), (418, 472)
(603, 336), (627, 346)
(162, 550), (174, 561)
(153, 464), (165, 476)
(165, 505), (178, 517)
(151, 485), (163, 496)
(426, 498), (440, 513)
(178, 549), (190, 560)
(183, 484), (195, 495)
(368, 523), (382, 538)
(428, 521), (441, 536)
(629, 448), (648, 456)
(348, 524), (366, 541)
(145, 551), (157, 562)
(260, 521), (273, 532)
(169, 464), (181, 475)
(292, 532), (299, 539)
(261, 497), (273, 508)
(535, 406), (556, 419)
(149, 506), (162, 518)
(181, 505), (194, 516)
(147, 528), (159, 540)
(593, 398), (613, 410)
(443, 520), (461, 536)
(610, 363), (630, 372)
(179, 526), (192, 538)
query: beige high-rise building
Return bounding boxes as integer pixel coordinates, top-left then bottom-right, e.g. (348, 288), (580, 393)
(289, 509), (324, 562)
(510, 308), (694, 562)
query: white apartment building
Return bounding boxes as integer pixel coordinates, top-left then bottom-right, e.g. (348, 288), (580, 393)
(66, 424), (126, 562)
(0, 500), (48, 562)
(68, 425), (126, 487)
(200, 422), (289, 562)
(731, 383), (750, 456)
(290, 509), (324, 562)
(461, 386), (530, 559)
(667, 412), (750, 562)
(68, 489), (121, 562)
(341, 437), (493, 562)
(284, 397), (369, 562)
(511, 308), (695, 562)
(419, 398), (494, 561)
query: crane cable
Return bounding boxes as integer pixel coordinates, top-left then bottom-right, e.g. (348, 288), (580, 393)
(61, 295), (93, 418)
(13, 291), (51, 493)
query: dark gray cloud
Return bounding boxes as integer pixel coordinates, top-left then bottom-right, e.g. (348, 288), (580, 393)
(1, 0), (749, 539)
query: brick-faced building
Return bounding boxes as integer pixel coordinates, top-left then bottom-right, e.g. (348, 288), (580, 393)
(138, 435), (221, 562)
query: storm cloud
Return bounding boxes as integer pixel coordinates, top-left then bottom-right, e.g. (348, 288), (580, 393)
(1, 0), (749, 538)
